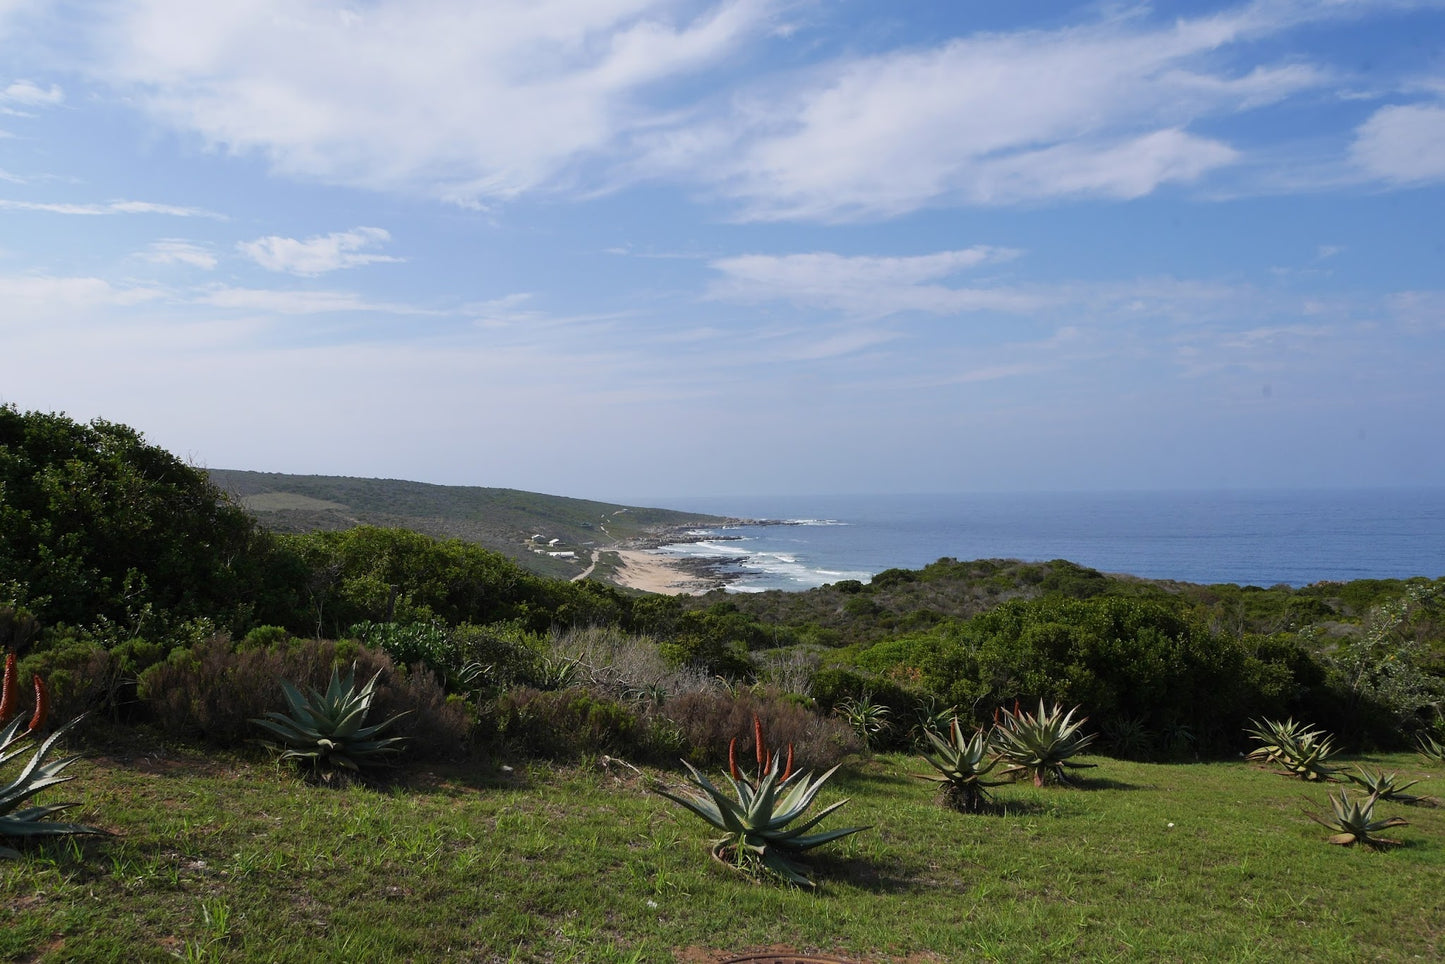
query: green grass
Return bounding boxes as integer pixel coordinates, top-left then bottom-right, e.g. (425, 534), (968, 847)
(4, 740), (1443, 962)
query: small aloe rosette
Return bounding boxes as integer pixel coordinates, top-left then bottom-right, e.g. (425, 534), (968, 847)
(253, 665), (408, 779)
(654, 717), (869, 887)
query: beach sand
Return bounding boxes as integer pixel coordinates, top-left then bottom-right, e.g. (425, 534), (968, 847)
(609, 549), (724, 595)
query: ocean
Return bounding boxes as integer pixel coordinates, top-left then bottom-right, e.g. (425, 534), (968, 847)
(647, 489), (1445, 592)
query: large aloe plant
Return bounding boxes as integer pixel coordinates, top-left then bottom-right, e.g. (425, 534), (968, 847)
(1, 716), (106, 858)
(916, 718), (1007, 812)
(993, 700), (1097, 787)
(253, 665), (408, 779)
(1307, 790), (1408, 848)
(1244, 717), (1340, 782)
(654, 718), (868, 887)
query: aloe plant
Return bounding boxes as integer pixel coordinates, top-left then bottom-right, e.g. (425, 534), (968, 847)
(835, 696), (891, 750)
(916, 718), (1007, 812)
(1346, 766), (1430, 805)
(1418, 732), (1445, 766)
(1307, 790), (1408, 848)
(654, 718), (868, 887)
(253, 665), (408, 779)
(992, 700), (1097, 787)
(1244, 718), (1340, 781)
(1, 716), (106, 858)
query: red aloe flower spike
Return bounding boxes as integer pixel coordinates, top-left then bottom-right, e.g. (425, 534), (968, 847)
(27, 673), (49, 734)
(993, 706), (1000, 726)
(753, 715), (766, 772)
(0, 652), (16, 724)
(764, 750), (773, 774)
(728, 737), (740, 780)
(781, 743), (794, 782)
(1013, 698), (1020, 717)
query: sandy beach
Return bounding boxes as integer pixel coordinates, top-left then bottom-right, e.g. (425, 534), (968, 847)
(608, 549), (726, 595)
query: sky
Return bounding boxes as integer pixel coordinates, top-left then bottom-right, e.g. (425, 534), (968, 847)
(2, 0), (1444, 503)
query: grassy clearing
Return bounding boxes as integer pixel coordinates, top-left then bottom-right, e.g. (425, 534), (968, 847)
(4, 739), (1443, 963)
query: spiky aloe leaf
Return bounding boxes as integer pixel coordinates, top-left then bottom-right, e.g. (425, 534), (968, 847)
(1417, 733), (1445, 766)
(1, 716), (107, 858)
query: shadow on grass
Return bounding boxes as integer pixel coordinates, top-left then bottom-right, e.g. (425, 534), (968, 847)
(809, 852), (925, 895)
(1068, 775), (1147, 792)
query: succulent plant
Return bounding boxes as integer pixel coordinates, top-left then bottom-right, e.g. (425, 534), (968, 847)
(1244, 718), (1340, 781)
(1307, 790), (1408, 848)
(655, 718), (868, 887)
(835, 696), (891, 750)
(916, 718), (1007, 812)
(1417, 732), (1445, 766)
(1345, 766), (1430, 805)
(1, 715), (107, 858)
(253, 665), (408, 779)
(992, 700), (1097, 787)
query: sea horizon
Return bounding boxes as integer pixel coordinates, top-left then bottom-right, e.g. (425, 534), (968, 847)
(639, 487), (1445, 592)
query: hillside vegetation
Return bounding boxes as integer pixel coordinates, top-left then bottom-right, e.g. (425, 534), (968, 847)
(4, 404), (1445, 959)
(208, 468), (731, 580)
(4, 405), (1442, 757)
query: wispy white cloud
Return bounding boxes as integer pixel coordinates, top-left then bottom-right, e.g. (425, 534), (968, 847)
(644, 3), (1348, 219)
(237, 227), (400, 276)
(708, 248), (1035, 318)
(1, 79), (62, 106)
(0, 273), (163, 311)
(0, 198), (220, 217)
(139, 239), (217, 269)
(195, 285), (439, 316)
(1351, 101), (1445, 183)
(86, 0), (778, 206)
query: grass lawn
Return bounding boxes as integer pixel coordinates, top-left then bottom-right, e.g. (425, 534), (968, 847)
(4, 737), (1443, 962)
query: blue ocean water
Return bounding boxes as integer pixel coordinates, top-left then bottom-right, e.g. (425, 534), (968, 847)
(649, 490), (1445, 592)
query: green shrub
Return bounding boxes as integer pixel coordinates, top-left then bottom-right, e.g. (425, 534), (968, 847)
(137, 635), (469, 759)
(493, 686), (642, 759)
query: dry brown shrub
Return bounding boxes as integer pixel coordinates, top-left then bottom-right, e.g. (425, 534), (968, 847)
(660, 687), (862, 772)
(137, 634), (470, 759)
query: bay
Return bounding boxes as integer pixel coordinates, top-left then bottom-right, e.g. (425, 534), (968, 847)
(647, 489), (1445, 592)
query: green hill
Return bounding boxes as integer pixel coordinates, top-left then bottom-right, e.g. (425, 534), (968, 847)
(206, 469), (734, 580)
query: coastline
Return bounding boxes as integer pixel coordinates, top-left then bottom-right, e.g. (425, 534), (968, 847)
(608, 549), (735, 596)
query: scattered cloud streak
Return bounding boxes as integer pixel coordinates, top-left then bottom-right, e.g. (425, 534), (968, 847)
(0, 198), (220, 217)
(238, 227), (401, 276)
(139, 239), (217, 269)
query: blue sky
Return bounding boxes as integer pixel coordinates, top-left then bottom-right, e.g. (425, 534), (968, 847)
(2, 0), (1443, 501)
